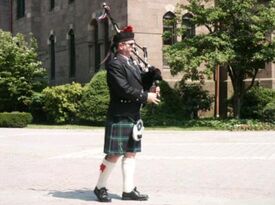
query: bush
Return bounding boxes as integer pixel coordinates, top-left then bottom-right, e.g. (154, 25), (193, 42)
(142, 80), (186, 126)
(29, 92), (47, 123)
(176, 80), (213, 119)
(77, 70), (109, 125)
(262, 100), (275, 123)
(181, 118), (275, 131)
(241, 86), (275, 120)
(0, 112), (32, 127)
(142, 79), (214, 126)
(42, 82), (83, 124)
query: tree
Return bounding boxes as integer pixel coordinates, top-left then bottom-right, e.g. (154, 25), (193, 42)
(0, 30), (47, 112)
(164, 0), (275, 118)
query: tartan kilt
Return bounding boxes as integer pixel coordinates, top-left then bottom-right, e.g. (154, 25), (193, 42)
(104, 118), (141, 155)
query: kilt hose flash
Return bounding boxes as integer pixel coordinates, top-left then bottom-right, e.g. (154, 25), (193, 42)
(104, 118), (141, 155)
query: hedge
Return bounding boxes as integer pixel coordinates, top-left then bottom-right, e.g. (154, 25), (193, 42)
(41, 82), (84, 124)
(241, 86), (275, 121)
(0, 112), (32, 127)
(262, 100), (275, 123)
(77, 70), (109, 125)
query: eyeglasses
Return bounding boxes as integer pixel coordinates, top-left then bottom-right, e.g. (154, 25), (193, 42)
(124, 42), (135, 47)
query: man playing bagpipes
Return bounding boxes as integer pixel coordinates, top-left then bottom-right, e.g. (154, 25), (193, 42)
(93, 22), (162, 202)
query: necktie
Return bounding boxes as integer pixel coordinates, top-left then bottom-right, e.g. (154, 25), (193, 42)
(128, 60), (141, 78)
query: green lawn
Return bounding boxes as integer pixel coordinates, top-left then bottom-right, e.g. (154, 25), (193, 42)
(27, 118), (275, 131)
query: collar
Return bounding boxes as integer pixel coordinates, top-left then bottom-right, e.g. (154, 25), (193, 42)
(117, 53), (130, 61)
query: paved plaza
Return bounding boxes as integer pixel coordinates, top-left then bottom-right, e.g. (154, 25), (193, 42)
(0, 128), (275, 205)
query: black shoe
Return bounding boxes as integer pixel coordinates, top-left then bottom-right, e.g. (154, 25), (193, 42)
(122, 187), (149, 201)
(94, 187), (112, 202)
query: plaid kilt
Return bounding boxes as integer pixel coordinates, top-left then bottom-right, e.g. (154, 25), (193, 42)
(104, 118), (141, 155)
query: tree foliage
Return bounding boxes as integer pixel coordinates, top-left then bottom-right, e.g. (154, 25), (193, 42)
(0, 30), (47, 112)
(164, 0), (275, 118)
(42, 82), (83, 124)
(241, 85), (275, 120)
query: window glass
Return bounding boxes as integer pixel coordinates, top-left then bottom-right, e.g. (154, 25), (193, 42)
(68, 29), (76, 77)
(50, 0), (55, 11)
(163, 12), (176, 45)
(182, 13), (195, 40)
(49, 34), (55, 80)
(17, 0), (25, 19)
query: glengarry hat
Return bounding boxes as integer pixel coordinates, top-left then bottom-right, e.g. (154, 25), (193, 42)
(113, 25), (134, 44)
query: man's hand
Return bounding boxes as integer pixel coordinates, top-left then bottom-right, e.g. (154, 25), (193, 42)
(147, 92), (160, 105)
(150, 86), (160, 98)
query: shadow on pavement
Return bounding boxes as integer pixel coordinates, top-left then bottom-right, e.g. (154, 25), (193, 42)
(48, 189), (121, 201)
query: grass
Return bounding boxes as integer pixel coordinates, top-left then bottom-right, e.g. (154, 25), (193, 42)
(27, 118), (275, 131)
(27, 124), (210, 131)
(27, 124), (102, 130)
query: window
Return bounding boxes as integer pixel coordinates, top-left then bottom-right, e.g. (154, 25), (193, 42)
(163, 11), (176, 66)
(90, 20), (101, 72)
(104, 19), (110, 64)
(182, 13), (195, 40)
(50, 0), (55, 11)
(163, 11), (176, 45)
(68, 29), (76, 78)
(17, 0), (25, 19)
(49, 34), (56, 80)
(94, 22), (101, 72)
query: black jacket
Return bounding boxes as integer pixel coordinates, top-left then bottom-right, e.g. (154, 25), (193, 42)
(106, 54), (155, 120)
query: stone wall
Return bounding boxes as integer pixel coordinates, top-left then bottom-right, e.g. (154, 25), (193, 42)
(0, 0), (11, 31)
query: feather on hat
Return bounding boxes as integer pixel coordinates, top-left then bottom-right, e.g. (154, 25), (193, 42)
(113, 25), (134, 44)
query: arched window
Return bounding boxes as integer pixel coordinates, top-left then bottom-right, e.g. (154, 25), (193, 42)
(163, 11), (176, 66)
(68, 29), (76, 78)
(50, 0), (55, 11)
(104, 19), (110, 56)
(182, 13), (195, 40)
(49, 34), (55, 80)
(17, 0), (25, 19)
(163, 11), (176, 45)
(90, 19), (100, 73)
(103, 19), (110, 66)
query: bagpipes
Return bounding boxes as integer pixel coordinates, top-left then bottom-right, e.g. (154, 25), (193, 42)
(97, 2), (162, 91)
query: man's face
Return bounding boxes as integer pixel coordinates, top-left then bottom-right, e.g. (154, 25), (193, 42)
(118, 40), (135, 57)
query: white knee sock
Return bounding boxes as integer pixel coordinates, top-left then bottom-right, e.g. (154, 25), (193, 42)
(122, 157), (136, 193)
(96, 159), (116, 189)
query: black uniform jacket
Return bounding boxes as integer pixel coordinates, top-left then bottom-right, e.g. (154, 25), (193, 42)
(106, 54), (151, 120)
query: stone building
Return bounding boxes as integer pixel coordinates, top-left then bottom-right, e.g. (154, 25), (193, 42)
(0, 0), (11, 31)
(1, 0), (206, 85)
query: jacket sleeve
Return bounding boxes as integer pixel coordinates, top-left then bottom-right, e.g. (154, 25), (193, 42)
(108, 62), (148, 103)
